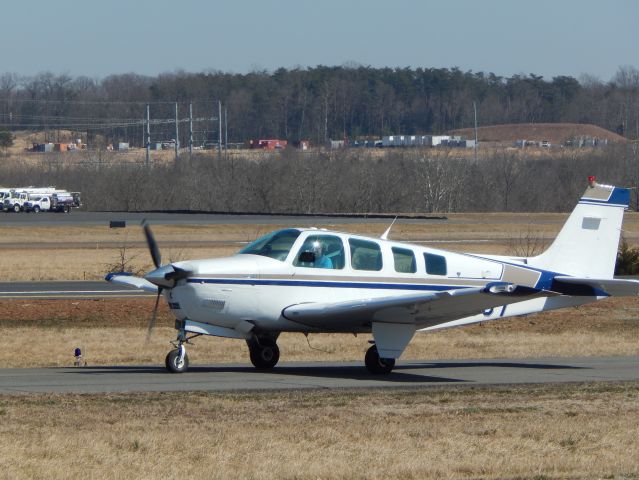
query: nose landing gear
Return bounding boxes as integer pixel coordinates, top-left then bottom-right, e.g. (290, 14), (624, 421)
(165, 327), (200, 373)
(165, 344), (189, 373)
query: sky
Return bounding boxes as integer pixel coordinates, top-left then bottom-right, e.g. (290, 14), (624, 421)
(1, 0), (637, 81)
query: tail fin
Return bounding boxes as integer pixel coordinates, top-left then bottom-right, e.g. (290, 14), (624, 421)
(528, 179), (630, 278)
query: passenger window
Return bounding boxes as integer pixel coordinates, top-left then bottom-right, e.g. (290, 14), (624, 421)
(349, 238), (383, 271)
(392, 247), (416, 273)
(424, 253), (447, 276)
(293, 235), (345, 269)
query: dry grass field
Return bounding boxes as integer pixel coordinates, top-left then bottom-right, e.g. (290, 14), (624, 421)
(449, 122), (628, 145)
(1, 294), (637, 368)
(1, 383), (638, 479)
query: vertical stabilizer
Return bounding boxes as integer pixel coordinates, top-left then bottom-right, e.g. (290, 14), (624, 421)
(528, 180), (629, 278)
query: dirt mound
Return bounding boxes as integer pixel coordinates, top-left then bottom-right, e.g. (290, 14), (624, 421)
(449, 123), (627, 145)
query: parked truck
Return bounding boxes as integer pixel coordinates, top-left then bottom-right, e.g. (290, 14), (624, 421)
(4, 191), (36, 212)
(23, 192), (82, 213)
(3, 187), (75, 212)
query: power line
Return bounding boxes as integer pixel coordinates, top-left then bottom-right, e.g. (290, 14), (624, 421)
(1, 116), (215, 130)
(0, 97), (220, 106)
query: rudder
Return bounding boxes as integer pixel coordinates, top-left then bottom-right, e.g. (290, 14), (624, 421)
(528, 179), (630, 279)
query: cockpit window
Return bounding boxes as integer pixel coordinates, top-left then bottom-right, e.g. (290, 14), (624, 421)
(238, 229), (301, 261)
(293, 235), (345, 269)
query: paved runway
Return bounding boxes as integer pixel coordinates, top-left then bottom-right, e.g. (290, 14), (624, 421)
(0, 281), (153, 299)
(1, 356), (637, 394)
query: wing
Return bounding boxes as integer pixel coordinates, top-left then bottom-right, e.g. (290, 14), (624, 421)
(105, 273), (158, 293)
(552, 276), (639, 296)
(282, 282), (555, 331)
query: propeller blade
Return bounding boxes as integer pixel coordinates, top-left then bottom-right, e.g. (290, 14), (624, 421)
(142, 220), (162, 269)
(146, 287), (163, 343)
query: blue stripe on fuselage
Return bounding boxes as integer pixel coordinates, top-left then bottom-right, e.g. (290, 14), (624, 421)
(186, 278), (470, 291)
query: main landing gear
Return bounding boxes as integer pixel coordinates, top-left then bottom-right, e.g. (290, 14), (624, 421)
(247, 335), (280, 370)
(365, 344), (395, 374)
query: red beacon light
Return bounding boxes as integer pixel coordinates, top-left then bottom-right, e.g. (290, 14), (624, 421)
(588, 176), (597, 188)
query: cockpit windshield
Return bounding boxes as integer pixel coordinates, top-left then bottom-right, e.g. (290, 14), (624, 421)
(238, 229), (301, 261)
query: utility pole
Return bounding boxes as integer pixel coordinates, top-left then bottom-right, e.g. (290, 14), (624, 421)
(224, 105), (228, 156)
(218, 100), (222, 157)
(174, 102), (179, 162)
(473, 100), (478, 162)
(189, 102), (193, 160)
(146, 104), (151, 166)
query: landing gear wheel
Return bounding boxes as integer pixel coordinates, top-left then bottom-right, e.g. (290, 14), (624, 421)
(165, 348), (189, 373)
(249, 338), (280, 370)
(365, 345), (395, 374)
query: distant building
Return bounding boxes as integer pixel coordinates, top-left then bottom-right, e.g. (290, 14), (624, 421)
(32, 143), (54, 152)
(441, 137), (475, 148)
(382, 135), (431, 147)
(380, 134), (473, 148)
(250, 139), (287, 150)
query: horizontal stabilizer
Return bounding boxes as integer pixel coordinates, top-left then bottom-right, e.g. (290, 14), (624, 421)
(282, 283), (554, 331)
(552, 276), (639, 296)
(105, 273), (158, 293)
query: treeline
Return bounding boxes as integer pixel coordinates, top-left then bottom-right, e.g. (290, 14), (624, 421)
(0, 65), (638, 146)
(2, 145), (638, 214)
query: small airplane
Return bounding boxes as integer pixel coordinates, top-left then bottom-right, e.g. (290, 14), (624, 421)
(107, 176), (639, 374)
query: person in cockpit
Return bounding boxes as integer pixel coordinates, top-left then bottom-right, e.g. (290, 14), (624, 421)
(311, 240), (333, 269)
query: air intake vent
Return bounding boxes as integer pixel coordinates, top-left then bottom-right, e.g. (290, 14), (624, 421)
(202, 299), (226, 311)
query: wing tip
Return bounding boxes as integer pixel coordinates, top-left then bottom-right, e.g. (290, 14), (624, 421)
(105, 271), (133, 282)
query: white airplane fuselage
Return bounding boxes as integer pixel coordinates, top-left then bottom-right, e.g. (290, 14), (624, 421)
(164, 230), (592, 335)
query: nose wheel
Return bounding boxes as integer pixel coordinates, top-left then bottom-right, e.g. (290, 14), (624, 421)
(165, 344), (189, 373)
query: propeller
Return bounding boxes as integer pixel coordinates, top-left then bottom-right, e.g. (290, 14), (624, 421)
(141, 220), (193, 341)
(146, 287), (162, 343)
(142, 220), (163, 341)
(143, 221), (162, 269)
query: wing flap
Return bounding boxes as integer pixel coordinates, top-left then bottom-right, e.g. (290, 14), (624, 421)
(282, 283), (553, 331)
(553, 276), (639, 296)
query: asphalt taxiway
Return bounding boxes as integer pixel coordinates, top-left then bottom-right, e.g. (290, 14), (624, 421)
(0, 281), (153, 299)
(1, 356), (637, 394)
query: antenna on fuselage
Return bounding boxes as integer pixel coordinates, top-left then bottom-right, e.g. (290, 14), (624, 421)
(380, 216), (398, 240)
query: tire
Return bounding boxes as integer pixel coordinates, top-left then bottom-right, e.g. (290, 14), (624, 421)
(165, 348), (189, 373)
(364, 345), (395, 374)
(249, 338), (280, 370)
(63, 205), (70, 213)
(13, 204), (20, 213)
(33, 205), (40, 213)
